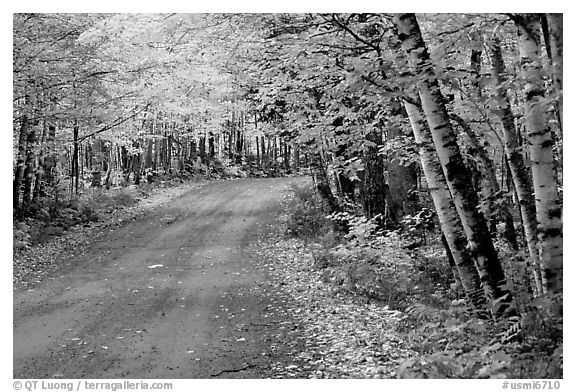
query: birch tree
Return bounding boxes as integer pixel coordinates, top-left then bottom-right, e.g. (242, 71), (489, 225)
(546, 13), (563, 129)
(394, 13), (512, 311)
(487, 34), (543, 295)
(510, 14), (563, 294)
(404, 97), (484, 308)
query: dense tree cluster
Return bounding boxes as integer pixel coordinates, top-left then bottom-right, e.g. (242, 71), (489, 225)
(242, 13), (563, 310)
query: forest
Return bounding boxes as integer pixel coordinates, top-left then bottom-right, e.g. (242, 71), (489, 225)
(13, 13), (562, 379)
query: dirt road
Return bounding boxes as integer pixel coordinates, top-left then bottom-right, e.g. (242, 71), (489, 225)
(13, 177), (305, 379)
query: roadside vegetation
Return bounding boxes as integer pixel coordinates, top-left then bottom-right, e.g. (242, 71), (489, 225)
(276, 180), (562, 378)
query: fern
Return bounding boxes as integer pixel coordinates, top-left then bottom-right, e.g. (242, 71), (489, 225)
(498, 316), (521, 343)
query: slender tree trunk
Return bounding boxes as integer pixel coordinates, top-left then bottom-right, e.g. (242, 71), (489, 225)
(21, 122), (38, 210)
(261, 136), (266, 166)
(14, 114), (30, 213)
(132, 141), (141, 185)
(394, 13), (511, 312)
(39, 122), (57, 198)
(385, 127), (418, 226)
(145, 138), (154, 169)
(189, 139), (197, 161)
(404, 98), (485, 308)
(235, 130), (242, 163)
(546, 13), (563, 130)
(105, 146), (113, 188)
(91, 138), (102, 187)
(488, 35), (543, 295)
(71, 121), (80, 195)
(153, 138), (159, 170)
(33, 117), (48, 204)
(209, 132), (215, 159)
(198, 135), (206, 162)
(361, 129), (386, 226)
(513, 14), (563, 294)
(311, 152), (338, 213)
(167, 134), (173, 172)
(469, 47), (483, 96)
(451, 113), (518, 243)
(293, 144), (300, 171)
(256, 136), (260, 166)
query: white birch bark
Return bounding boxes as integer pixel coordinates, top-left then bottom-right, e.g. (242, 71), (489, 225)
(514, 14), (563, 294)
(394, 13), (511, 311)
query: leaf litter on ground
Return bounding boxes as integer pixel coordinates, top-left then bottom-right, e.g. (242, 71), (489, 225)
(252, 198), (417, 378)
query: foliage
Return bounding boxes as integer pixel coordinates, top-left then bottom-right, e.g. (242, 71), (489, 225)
(285, 180), (562, 378)
(286, 182), (332, 239)
(397, 292), (562, 378)
(327, 211), (383, 245)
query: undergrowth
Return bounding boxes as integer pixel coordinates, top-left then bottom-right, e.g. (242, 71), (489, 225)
(14, 185), (146, 251)
(285, 181), (563, 379)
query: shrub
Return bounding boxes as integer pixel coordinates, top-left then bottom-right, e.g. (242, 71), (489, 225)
(396, 292), (563, 379)
(77, 201), (101, 223)
(13, 221), (32, 251)
(112, 188), (138, 207)
(286, 183), (332, 239)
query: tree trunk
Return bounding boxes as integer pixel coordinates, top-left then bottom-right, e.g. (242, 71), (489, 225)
(404, 98), (485, 308)
(198, 135), (206, 162)
(385, 127), (418, 226)
(38, 122), (57, 199)
(104, 146), (113, 189)
(32, 117), (48, 204)
(469, 47), (483, 97)
(209, 132), (215, 159)
(255, 136), (260, 166)
(167, 135), (173, 172)
(311, 153), (338, 213)
(91, 138), (102, 188)
(394, 13), (511, 313)
(145, 138), (154, 169)
(488, 34), (543, 295)
(22, 121), (38, 210)
(514, 14), (563, 294)
(235, 130), (242, 163)
(261, 136), (266, 166)
(13, 114), (30, 213)
(451, 113), (505, 235)
(293, 143), (300, 171)
(546, 13), (563, 130)
(71, 121), (80, 195)
(361, 129), (386, 226)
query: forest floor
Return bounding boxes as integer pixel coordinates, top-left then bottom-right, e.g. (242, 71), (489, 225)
(13, 177), (411, 379)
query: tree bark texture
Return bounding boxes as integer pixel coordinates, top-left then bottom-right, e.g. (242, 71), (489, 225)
(394, 13), (511, 311)
(546, 13), (563, 130)
(361, 129), (387, 226)
(514, 14), (563, 294)
(488, 35), (543, 295)
(14, 114), (30, 212)
(404, 98), (485, 308)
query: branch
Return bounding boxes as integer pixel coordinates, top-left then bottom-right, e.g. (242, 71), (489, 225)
(328, 14), (382, 54)
(315, 41), (374, 53)
(211, 364), (255, 377)
(76, 103), (151, 143)
(437, 22), (475, 36)
(453, 83), (504, 148)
